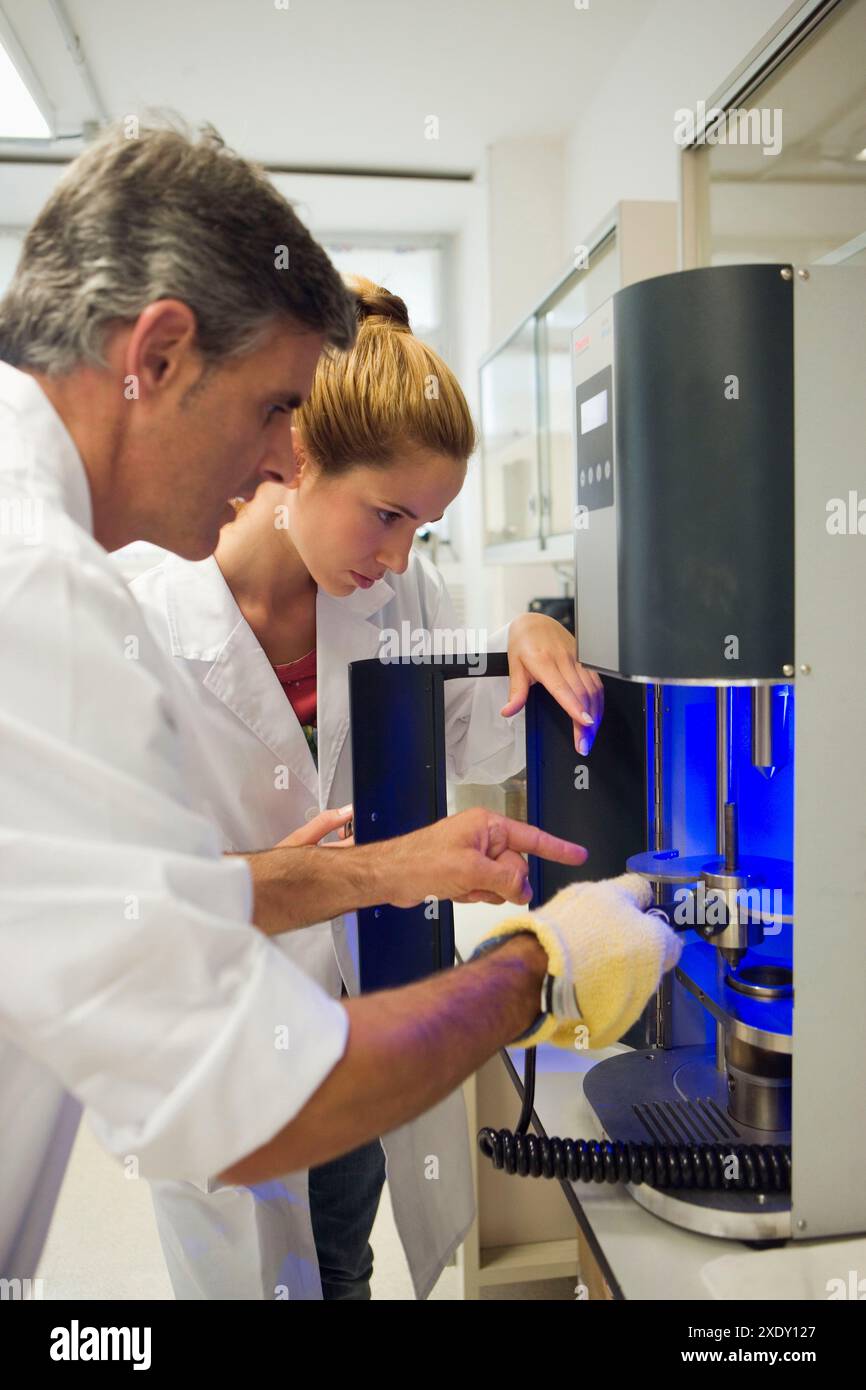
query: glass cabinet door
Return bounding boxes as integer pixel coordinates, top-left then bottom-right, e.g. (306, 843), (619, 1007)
(480, 316), (539, 547)
(683, 0), (866, 269)
(538, 234), (619, 540)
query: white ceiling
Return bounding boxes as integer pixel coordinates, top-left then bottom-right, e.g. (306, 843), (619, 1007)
(0, 0), (649, 174)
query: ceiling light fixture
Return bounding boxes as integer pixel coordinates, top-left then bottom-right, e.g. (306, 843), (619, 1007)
(0, 6), (55, 140)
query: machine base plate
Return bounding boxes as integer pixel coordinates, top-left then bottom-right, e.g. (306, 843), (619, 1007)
(583, 1046), (792, 1241)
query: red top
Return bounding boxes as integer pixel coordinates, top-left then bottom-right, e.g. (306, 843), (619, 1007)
(273, 649), (317, 726)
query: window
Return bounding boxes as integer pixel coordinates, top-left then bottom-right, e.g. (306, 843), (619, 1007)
(321, 239), (446, 352)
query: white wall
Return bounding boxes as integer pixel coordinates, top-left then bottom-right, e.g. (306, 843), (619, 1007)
(476, 0), (797, 353)
(485, 136), (567, 348)
(562, 0), (796, 251)
(467, 0), (800, 634)
(0, 229), (24, 295)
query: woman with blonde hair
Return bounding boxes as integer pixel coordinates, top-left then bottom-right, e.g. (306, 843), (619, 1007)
(132, 276), (603, 1300)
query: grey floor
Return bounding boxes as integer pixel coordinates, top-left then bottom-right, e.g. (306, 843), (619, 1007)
(34, 1120), (575, 1301)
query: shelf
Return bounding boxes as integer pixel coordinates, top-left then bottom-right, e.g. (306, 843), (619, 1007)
(477, 1238), (579, 1286)
(483, 534), (574, 567)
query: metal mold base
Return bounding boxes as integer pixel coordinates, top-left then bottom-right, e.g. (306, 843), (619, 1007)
(676, 943), (793, 1054)
(626, 851), (794, 924)
(583, 1046), (792, 1242)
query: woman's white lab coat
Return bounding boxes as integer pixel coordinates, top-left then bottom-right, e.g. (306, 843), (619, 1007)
(130, 548), (525, 1300)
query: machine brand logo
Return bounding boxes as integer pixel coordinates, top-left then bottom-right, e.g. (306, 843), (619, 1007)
(574, 334), (591, 355)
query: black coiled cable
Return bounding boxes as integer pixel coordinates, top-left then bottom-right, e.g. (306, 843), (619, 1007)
(478, 1127), (791, 1191)
(478, 1049), (791, 1192)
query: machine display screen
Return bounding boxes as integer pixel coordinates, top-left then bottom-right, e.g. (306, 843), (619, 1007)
(580, 388), (608, 435)
(575, 365), (613, 512)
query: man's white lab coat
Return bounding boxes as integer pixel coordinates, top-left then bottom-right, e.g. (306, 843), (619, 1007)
(0, 362), (348, 1283)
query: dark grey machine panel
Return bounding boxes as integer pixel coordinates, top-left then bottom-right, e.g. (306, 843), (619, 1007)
(575, 265), (795, 682)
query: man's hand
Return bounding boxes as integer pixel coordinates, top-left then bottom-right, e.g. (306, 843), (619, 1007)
(473, 874), (682, 1050)
(379, 808), (588, 910)
(502, 612), (604, 756)
(246, 810), (585, 935)
(275, 806), (354, 848)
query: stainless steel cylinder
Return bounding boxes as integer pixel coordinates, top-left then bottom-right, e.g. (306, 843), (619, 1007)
(751, 685), (776, 771)
(725, 1030), (792, 1132)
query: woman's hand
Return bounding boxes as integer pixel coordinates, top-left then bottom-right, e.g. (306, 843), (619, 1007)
(502, 613), (604, 755)
(276, 805), (354, 849)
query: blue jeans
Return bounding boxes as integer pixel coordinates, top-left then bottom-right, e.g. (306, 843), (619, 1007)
(308, 1137), (386, 1300)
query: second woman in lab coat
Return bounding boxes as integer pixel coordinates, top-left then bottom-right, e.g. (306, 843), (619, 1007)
(132, 277), (603, 1300)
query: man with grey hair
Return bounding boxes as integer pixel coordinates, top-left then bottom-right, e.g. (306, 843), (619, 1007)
(0, 121), (677, 1293)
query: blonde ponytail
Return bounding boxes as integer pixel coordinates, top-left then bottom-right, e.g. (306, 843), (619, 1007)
(295, 274), (476, 475)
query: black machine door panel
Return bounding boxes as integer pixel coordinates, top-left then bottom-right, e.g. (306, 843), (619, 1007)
(349, 656), (646, 992)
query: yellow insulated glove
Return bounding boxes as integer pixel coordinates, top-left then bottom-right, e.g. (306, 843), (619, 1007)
(474, 874), (682, 1050)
